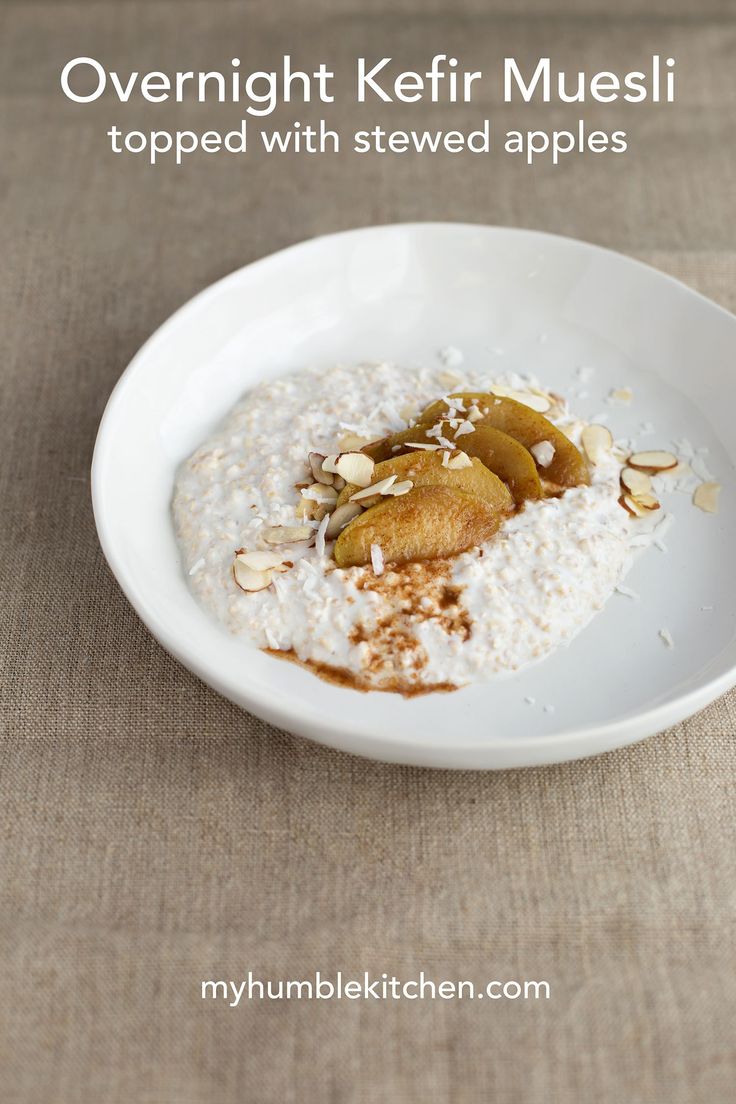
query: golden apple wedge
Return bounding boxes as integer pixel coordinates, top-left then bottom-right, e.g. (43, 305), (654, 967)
(333, 485), (506, 568)
(419, 392), (589, 488)
(336, 449), (514, 513)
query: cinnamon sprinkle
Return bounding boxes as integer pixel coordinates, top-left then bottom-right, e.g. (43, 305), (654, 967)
(264, 648), (458, 697)
(265, 559), (473, 695)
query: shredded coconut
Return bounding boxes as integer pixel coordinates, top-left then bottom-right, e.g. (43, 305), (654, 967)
(173, 361), (661, 690)
(370, 543), (384, 577)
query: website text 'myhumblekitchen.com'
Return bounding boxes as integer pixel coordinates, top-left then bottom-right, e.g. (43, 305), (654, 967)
(202, 972), (550, 1007)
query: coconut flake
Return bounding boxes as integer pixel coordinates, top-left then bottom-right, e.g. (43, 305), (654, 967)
(530, 440), (555, 468)
(315, 512), (330, 557)
(447, 450), (473, 470)
(370, 543), (384, 576)
(453, 420), (475, 439)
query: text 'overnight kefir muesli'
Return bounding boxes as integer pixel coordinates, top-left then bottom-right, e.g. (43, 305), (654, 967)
(172, 361), (691, 694)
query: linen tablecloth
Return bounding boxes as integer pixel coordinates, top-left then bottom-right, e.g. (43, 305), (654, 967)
(1, 1), (735, 1100)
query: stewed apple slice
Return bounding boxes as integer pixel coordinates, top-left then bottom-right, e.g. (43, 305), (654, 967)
(445, 424), (543, 505)
(359, 423), (540, 506)
(333, 485), (505, 568)
(362, 426), (439, 463)
(418, 392), (589, 488)
(335, 449), (514, 513)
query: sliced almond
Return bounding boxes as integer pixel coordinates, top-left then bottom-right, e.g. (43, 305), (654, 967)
(335, 451), (375, 488)
(233, 559), (272, 593)
(543, 389), (563, 410)
(609, 387), (633, 403)
(301, 483), (338, 504)
(490, 385), (551, 413)
(693, 481), (721, 514)
(405, 441), (442, 451)
(620, 467), (652, 497)
(321, 454), (340, 474)
(309, 452), (334, 485)
(619, 494), (649, 518)
(447, 451), (473, 470)
(349, 475), (397, 502)
(581, 424), (613, 465)
(337, 431), (372, 451)
(628, 450), (678, 473)
(262, 524), (314, 545)
(236, 550), (288, 572)
(332, 475), (346, 491)
(387, 479), (414, 495)
(633, 492), (661, 512)
(325, 501), (363, 539)
(557, 423), (579, 443)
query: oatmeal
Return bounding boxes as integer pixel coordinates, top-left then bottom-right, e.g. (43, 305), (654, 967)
(172, 361), (669, 693)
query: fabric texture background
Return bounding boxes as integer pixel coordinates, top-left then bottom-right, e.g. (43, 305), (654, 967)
(1, 2), (735, 1101)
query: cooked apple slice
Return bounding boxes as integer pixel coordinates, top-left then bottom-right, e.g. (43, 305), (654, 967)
(445, 424), (542, 505)
(334, 485), (505, 568)
(362, 426), (439, 463)
(419, 392), (589, 487)
(336, 449), (514, 513)
(359, 423), (541, 506)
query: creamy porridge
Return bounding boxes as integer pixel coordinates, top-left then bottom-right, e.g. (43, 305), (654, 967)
(172, 361), (683, 694)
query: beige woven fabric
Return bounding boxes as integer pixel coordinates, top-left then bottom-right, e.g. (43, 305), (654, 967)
(2, 2), (735, 1101)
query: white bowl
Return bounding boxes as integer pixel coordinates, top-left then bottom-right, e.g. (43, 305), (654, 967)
(92, 223), (736, 768)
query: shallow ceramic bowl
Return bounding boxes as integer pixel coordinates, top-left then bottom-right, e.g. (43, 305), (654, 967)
(92, 224), (736, 768)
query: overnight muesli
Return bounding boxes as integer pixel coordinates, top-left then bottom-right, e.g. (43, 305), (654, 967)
(172, 360), (718, 694)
